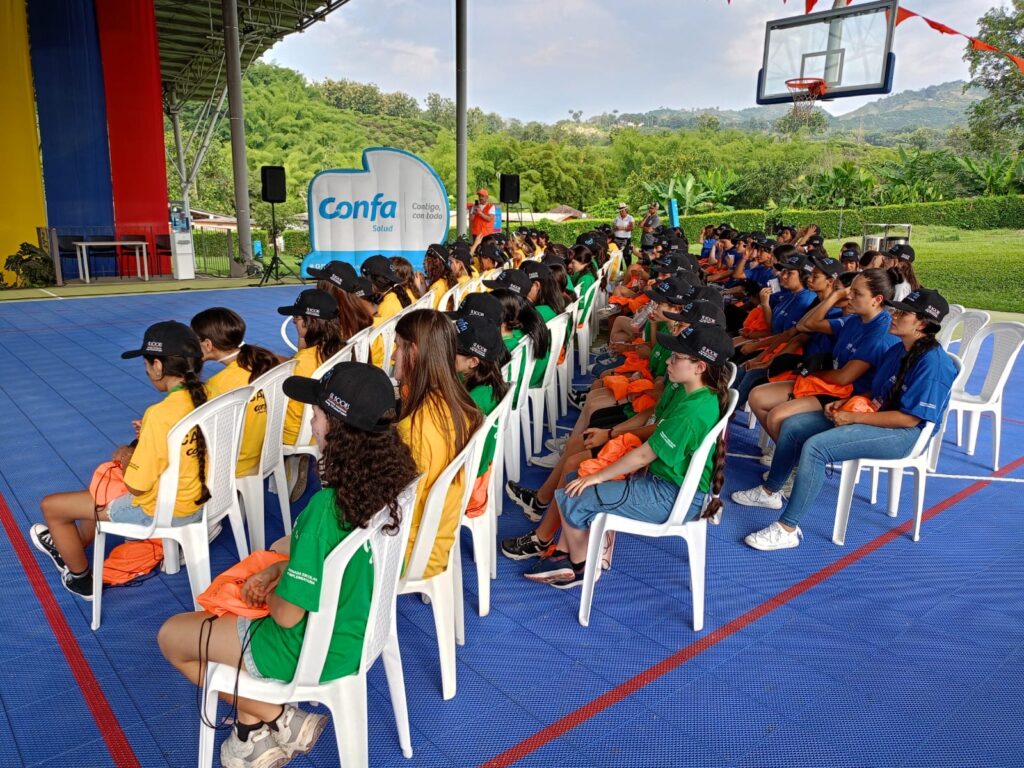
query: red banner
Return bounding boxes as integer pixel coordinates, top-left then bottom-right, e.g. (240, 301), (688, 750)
(94, 0), (171, 276)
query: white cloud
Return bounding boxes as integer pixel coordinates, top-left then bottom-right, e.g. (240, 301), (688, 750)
(265, 0), (997, 121)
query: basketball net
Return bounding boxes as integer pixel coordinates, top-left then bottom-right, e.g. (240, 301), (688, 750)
(785, 78), (827, 123)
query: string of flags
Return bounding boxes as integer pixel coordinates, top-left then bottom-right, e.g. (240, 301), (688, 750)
(725, 0), (1024, 75)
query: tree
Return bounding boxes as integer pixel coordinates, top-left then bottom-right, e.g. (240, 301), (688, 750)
(964, 1), (1024, 151)
(695, 113), (721, 132)
(774, 108), (828, 136)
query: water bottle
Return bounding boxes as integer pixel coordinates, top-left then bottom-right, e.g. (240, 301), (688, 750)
(630, 301), (657, 332)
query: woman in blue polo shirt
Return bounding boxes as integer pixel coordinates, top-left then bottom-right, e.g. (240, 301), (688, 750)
(747, 268), (899, 445)
(734, 288), (957, 549)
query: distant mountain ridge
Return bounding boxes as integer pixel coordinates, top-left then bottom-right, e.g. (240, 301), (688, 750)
(595, 81), (983, 133)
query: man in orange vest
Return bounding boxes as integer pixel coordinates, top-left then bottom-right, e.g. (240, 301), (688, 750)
(469, 187), (496, 255)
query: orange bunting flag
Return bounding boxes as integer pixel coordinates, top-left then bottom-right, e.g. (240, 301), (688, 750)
(970, 37), (999, 53)
(923, 17), (958, 36)
(895, 7), (917, 26)
(1008, 54), (1024, 75)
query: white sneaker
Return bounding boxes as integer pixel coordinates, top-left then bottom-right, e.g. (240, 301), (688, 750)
(221, 724), (290, 768)
(744, 522), (803, 551)
(529, 452), (562, 469)
(762, 468), (797, 497)
(759, 446), (775, 466)
(595, 306), (620, 320)
(730, 485), (784, 510)
(545, 435), (570, 453)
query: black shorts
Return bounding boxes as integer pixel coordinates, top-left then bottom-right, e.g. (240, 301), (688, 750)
(587, 404), (629, 457)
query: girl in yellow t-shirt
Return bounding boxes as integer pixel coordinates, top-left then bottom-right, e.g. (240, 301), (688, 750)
(191, 308), (283, 476)
(308, 260), (376, 340)
(30, 321), (211, 601)
(392, 309), (483, 578)
(423, 244), (458, 309)
(277, 289), (345, 445)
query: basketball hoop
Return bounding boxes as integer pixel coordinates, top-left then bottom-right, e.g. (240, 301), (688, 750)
(785, 78), (827, 122)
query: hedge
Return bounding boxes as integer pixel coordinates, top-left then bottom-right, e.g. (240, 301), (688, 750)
(220, 194), (1024, 262)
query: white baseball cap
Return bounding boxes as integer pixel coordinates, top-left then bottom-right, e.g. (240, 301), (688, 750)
(617, 202), (628, 209)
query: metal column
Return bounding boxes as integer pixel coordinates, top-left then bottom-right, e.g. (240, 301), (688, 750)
(222, 0), (252, 262)
(455, 0), (467, 238)
(168, 90), (190, 220)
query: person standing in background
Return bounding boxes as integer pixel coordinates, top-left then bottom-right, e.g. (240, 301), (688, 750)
(613, 203), (635, 266)
(469, 188), (496, 255)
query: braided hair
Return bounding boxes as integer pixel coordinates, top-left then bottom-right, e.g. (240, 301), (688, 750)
(145, 352), (212, 506)
(701, 361), (732, 521)
(884, 317), (941, 412)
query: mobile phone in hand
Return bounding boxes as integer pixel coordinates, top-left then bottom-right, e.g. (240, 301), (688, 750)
(768, 278), (781, 293)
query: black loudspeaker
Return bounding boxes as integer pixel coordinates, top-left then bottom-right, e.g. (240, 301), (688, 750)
(260, 165), (287, 203)
(499, 173), (520, 205)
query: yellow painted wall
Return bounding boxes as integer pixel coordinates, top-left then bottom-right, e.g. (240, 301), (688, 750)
(0, 1), (47, 286)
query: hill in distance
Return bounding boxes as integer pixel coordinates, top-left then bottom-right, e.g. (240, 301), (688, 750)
(592, 80), (983, 133)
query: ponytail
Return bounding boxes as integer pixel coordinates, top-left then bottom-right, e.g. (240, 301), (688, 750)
(885, 325), (940, 412)
(301, 316), (345, 364)
(701, 362), (732, 520)
(190, 307), (279, 383)
(492, 288), (550, 360)
(148, 353), (211, 506)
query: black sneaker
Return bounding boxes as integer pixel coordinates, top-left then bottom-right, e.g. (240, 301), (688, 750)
(30, 524), (66, 573)
(567, 389), (589, 410)
(549, 560), (588, 590)
(501, 530), (553, 561)
(505, 481), (549, 522)
(524, 551), (575, 583)
(61, 570), (94, 601)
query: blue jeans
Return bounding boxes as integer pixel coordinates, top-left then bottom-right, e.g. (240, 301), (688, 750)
(735, 366), (769, 409)
(765, 411), (922, 528)
(556, 471), (706, 529)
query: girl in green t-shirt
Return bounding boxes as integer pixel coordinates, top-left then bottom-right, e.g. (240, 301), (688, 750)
(451, 312), (511, 518)
(523, 325), (734, 589)
(159, 362), (418, 767)
(492, 288), (551, 390)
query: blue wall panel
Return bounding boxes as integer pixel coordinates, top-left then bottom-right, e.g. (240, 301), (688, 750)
(27, 0), (114, 234)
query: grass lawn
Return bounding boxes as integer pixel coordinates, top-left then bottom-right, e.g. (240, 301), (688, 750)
(825, 226), (1024, 313)
(3, 225), (1022, 314)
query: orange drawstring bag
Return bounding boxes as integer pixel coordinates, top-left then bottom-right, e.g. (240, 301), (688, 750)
(103, 540), (164, 585)
(768, 370), (798, 383)
(839, 395), (879, 413)
(792, 374), (853, 400)
(631, 393), (658, 413)
(613, 353), (652, 377)
(90, 461), (129, 508)
(465, 465), (491, 519)
(196, 551), (290, 618)
(742, 306), (769, 334)
(578, 434), (642, 481)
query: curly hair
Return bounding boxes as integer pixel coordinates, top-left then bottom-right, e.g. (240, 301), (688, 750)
(318, 420), (418, 534)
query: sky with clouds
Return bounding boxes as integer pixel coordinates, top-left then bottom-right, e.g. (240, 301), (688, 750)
(265, 0), (1002, 121)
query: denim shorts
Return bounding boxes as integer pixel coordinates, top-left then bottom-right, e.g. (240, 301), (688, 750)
(104, 493), (203, 527)
(555, 471), (706, 529)
(235, 616), (270, 680)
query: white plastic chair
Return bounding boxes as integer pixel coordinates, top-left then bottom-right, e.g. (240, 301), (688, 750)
(199, 480), (421, 768)
(411, 292), (436, 312)
(525, 311), (571, 461)
(556, 299), (579, 417)
(367, 314), (403, 376)
(936, 308), (988, 353)
(91, 388), (252, 630)
(280, 316), (299, 352)
(501, 339), (533, 483)
(945, 321), (1024, 471)
(438, 282), (462, 312)
(578, 390), (738, 633)
(276, 337), (369, 519)
(236, 360), (298, 552)
(460, 387), (514, 617)
(398, 429), (483, 700)
(574, 280), (601, 374)
(835, 354), (964, 545)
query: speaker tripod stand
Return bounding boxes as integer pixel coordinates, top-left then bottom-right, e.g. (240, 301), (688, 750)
(257, 202), (303, 286)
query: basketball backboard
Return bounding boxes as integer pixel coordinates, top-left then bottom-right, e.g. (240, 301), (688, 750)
(756, 0), (897, 105)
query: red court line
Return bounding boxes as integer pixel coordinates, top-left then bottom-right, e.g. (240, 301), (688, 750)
(1005, 418), (1024, 426)
(481, 454), (1024, 768)
(0, 493), (140, 768)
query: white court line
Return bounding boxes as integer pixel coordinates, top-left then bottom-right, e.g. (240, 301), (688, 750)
(929, 472), (1024, 484)
(38, 289), (62, 299)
